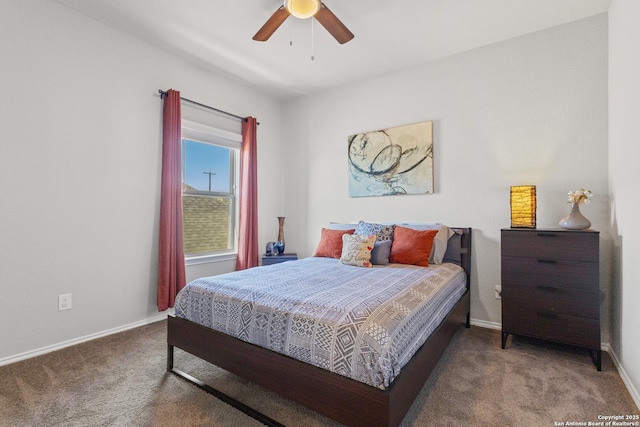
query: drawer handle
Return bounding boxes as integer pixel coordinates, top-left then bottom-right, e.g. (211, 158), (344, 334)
(537, 259), (558, 264)
(537, 233), (558, 237)
(538, 285), (559, 292)
(538, 312), (558, 319)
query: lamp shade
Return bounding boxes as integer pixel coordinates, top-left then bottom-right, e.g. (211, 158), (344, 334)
(510, 185), (536, 228)
(284, 0), (320, 19)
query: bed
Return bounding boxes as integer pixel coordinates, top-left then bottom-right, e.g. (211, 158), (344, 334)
(167, 225), (471, 427)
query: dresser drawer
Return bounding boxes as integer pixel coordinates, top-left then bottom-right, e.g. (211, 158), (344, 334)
(502, 283), (600, 318)
(501, 257), (599, 290)
(501, 229), (598, 262)
(502, 305), (600, 349)
(262, 253), (298, 265)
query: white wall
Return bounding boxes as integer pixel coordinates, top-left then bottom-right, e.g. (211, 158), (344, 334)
(608, 0), (640, 407)
(3, 1), (635, 406)
(282, 16), (610, 333)
(0, 0), (283, 362)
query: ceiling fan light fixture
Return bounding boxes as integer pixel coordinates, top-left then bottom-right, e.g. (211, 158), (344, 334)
(284, 0), (320, 19)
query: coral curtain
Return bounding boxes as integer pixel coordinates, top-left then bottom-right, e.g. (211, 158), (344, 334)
(236, 117), (259, 270)
(157, 89), (186, 311)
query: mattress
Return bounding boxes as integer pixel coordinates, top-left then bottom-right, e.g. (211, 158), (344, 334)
(174, 257), (467, 389)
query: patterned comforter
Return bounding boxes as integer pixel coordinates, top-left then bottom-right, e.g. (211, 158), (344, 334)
(175, 257), (467, 389)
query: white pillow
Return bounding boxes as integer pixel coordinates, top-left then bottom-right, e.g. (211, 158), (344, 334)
(339, 234), (377, 267)
(328, 222), (358, 230)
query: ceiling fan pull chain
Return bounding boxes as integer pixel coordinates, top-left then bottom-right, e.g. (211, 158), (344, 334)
(311, 17), (315, 60)
(289, 17), (293, 46)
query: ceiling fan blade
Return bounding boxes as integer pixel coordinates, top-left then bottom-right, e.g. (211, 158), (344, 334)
(253, 6), (290, 41)
(314, 3), (354, 44)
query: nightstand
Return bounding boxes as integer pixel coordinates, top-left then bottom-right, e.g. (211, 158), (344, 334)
(500, 228), (601, 370)
(262, 253), (298, 266)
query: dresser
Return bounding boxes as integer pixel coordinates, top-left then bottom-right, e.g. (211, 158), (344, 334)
(501, 228), (601, 370)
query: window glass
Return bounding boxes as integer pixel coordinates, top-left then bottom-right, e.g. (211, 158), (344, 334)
(183, 141), (231, 192)
(181, 121), (240, 258)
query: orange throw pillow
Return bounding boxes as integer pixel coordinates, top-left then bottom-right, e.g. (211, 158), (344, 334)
(389, 226), (437, 267)
(314, 228), (355, 258)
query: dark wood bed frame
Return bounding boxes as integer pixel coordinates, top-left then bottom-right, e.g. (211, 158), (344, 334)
(167, 228), (472, 427)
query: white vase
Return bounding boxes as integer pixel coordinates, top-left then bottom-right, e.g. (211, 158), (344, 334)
(559, 203), (591, 230)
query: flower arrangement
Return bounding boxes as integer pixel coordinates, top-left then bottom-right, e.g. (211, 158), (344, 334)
(567, 188), (593, 205)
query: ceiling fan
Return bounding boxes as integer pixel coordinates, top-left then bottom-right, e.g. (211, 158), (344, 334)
(253, 0), (354, 44)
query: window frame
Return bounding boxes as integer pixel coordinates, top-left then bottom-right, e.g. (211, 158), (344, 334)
(181, 120), (241, 265)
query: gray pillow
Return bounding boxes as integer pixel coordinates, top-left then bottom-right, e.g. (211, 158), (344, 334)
(370, 240), (392, 265)
(442, 230), (462, 265)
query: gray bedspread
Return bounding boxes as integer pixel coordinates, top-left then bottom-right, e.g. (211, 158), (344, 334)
(175, 257), (466, 389)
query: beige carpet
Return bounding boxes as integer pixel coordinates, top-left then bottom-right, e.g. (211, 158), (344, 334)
(0, 320), (637, 427)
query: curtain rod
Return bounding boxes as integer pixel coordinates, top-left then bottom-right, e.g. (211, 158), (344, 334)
(158, 90), (259, 125)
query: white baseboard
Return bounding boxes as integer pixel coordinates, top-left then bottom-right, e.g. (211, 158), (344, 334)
(0, 310), (172, 367)
(470, 318), (502, 330)
(606, 346), (640, 410)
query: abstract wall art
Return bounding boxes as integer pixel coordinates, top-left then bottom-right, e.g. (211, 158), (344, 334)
(348, 121), (433, 197)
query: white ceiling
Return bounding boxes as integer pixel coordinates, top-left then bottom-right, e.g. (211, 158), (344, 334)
(51, 0), (611, 100)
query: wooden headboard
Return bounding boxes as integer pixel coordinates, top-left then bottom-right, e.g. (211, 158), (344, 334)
(449, 227), (472, 289)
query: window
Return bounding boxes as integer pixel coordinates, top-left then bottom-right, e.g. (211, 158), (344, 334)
(181, 120), (241, 260)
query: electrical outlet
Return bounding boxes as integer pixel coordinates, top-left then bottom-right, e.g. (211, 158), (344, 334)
(494, 286), (502, 300)
(58, 294), (72, 311)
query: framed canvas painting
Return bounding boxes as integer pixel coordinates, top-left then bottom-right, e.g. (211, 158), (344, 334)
(348, 121), (433, 197)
